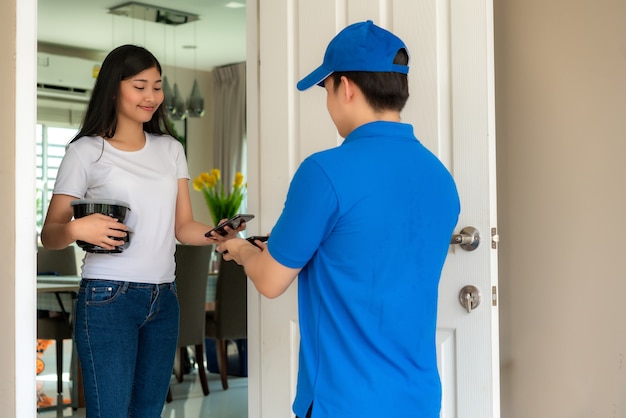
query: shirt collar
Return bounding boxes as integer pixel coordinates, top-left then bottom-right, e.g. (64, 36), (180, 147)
(342, 121), (414, 145)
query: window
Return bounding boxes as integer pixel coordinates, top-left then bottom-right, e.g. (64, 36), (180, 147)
(36, 124), (78, 231)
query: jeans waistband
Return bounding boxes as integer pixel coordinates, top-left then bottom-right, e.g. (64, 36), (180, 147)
(81, 278), (174, 291)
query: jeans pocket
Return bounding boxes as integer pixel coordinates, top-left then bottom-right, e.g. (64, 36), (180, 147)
(83, 280), (124, 305)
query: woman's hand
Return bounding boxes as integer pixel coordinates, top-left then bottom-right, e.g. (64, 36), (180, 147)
(205, 218), (247, 243)
(72, 213), (128, 251)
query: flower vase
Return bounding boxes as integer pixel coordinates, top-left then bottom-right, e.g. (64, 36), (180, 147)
(208, 245), (221, 274)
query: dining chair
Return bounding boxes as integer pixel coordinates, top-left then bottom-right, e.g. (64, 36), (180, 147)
(36, 245), (79, 415)
(37, 245), (77, 276)
(37, 315), (74, 415)
(205, 254), (248, 390)
(166, 244), (212, 402)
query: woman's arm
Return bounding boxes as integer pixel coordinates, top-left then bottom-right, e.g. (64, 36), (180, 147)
(174, 178), (243, 245)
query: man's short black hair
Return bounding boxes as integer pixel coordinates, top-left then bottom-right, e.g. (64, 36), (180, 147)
(330, 48), (409, 112)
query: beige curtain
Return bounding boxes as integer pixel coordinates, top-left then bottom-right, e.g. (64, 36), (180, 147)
(212, 62), (246, 188)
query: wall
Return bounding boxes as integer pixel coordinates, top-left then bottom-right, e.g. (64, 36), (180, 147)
(495, 0), (626, 416)
(178, 65), (216, 225)
(0, 0), (17, 414)
(1, 0), (38, 415)
(156, 64), (217, 226)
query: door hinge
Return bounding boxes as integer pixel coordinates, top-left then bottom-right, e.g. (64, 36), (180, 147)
(492, 286), (497, 306)
(491, 227), (499, 249)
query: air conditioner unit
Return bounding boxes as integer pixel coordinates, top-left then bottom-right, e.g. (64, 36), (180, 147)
(37, 53), (100, 103)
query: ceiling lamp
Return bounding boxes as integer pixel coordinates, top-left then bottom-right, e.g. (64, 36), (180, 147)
(171, 82), (188, 120)
(187, 79), (205, 117)
(186, 23), (205, 117)
(162, 76), (176, 116)
(108, 2), (199, 25)
(171, 26), (188, 121)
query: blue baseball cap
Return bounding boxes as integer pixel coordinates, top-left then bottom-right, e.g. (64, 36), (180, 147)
(296, 20), (409, 91)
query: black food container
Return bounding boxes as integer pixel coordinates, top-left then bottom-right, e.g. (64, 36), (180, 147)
(70, 198), (131, 253)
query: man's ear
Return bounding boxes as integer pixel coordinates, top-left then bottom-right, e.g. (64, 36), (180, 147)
(340, 76), (356, 103)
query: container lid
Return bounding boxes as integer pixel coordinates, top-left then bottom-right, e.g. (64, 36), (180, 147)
(70, 198), (131, 209)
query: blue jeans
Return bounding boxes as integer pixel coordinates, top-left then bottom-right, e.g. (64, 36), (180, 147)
(74, 279), (179, 418)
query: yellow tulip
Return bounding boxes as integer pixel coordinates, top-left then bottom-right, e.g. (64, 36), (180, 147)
(192, 177), (204, 191)
(233, 172), (245, 188)
(194, 168), (247, 226)
(206, 174), (217, 188)
(200, 172), (212, 184)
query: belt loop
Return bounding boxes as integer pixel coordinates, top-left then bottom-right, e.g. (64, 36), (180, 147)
(120, 281), (130, 293)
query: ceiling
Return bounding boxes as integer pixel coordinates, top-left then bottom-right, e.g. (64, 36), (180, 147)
(38, 0), (247, 71)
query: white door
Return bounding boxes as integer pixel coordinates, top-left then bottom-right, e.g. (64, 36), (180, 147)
(246, 1), (499, 417)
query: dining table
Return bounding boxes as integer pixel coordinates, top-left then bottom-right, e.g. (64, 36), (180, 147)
(37, 275), (80, 295)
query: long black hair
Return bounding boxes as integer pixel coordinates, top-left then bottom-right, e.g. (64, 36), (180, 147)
(70, 44), (176, 143)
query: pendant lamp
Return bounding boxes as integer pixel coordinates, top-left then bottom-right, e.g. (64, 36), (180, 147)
(186, 22), (205, 117)
(172, 82), (188, 120)
(163, 76), (176, 116)
(187, 79), (205, 117)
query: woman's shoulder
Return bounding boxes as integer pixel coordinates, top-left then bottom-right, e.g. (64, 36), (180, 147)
(65, 135), (104, 156)
(67, 135), (101, 146)
(147, 133), (184, 152)
(146, 132), (177, 143)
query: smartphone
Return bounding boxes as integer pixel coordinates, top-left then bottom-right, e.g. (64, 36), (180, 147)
(246, 235), (269, 248)
(205, 214), (254, 237)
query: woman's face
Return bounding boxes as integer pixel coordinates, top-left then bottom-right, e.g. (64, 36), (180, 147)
(117, 66), (164, 125)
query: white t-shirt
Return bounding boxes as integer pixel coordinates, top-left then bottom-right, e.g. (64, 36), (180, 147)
(53, 133), (190, 284)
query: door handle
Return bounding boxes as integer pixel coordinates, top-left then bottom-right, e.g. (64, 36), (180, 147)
(459, 285), (481, 313)
(450, 226), (480, 251)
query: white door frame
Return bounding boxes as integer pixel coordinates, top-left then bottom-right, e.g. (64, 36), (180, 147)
(246, 1), (500, 417)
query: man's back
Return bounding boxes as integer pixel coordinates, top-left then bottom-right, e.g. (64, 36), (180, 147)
(270, 120), (460, 417)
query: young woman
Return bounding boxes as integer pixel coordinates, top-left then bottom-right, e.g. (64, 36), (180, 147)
(41, 44), (242, 417)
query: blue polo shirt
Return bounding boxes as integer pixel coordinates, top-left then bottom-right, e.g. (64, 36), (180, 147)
(268, 121), (460, 417)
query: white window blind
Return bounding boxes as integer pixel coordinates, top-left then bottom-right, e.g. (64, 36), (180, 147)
(36, 124), (78, 230)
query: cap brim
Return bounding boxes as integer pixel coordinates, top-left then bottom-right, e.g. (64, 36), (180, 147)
(296, 65), (332, 91)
